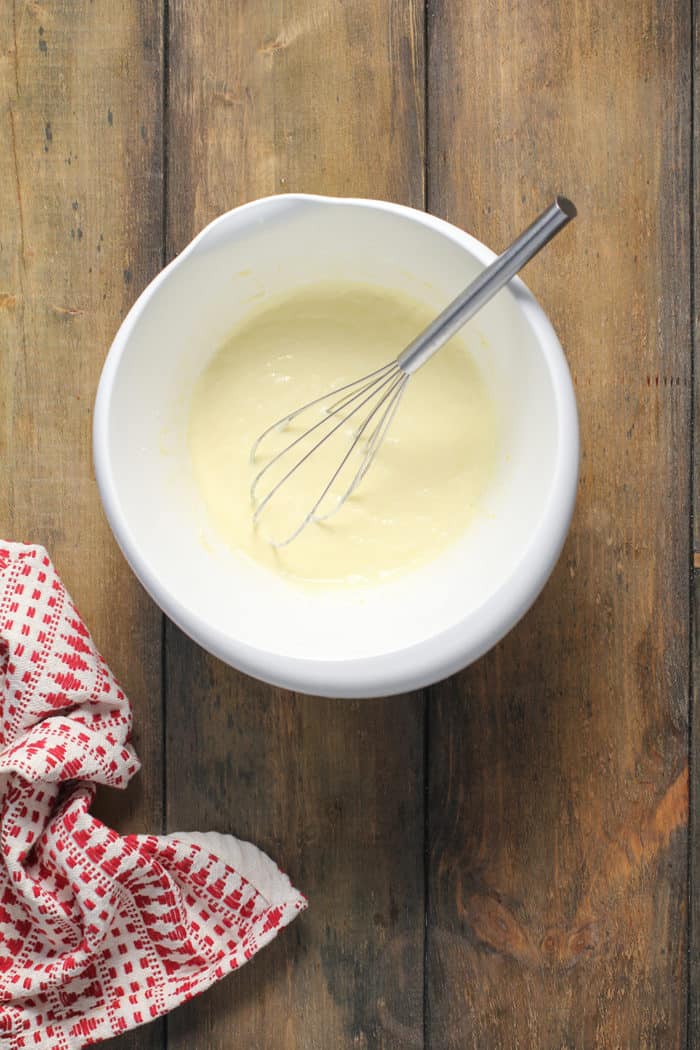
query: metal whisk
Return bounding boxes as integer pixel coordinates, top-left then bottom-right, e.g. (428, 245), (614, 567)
(251, 196), (576, 546)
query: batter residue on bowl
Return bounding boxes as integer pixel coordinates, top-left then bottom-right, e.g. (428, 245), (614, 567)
(188, 281), (499, 586)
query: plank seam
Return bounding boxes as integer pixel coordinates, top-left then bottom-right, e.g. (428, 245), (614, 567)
(423, 0), (430, 217)
(162, 0), (170, 264)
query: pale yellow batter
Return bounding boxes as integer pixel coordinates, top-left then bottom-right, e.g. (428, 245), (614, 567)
(188, 282), (499, 587)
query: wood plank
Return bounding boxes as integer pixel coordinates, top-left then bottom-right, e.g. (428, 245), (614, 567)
(690, 0), (699, 1041)
(693, 563), (699, 1045)
(165, 1), (425, 1047)
(426, 1), (692, 1047)
(0, 4), (164, 1048)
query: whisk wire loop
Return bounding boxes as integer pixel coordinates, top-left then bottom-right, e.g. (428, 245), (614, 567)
(251, 363), (405, 543)
(264, 371), (408, 547)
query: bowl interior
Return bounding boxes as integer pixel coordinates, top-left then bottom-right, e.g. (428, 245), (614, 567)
(101, 197), (566, 664)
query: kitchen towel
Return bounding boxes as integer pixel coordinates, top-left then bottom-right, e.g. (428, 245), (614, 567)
(0, 542), (306, 1048)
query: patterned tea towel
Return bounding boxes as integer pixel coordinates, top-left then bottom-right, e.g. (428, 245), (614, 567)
(0, 542), (306, 1048)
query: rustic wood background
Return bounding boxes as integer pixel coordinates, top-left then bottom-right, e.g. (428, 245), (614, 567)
(0, 0), (695, 1047)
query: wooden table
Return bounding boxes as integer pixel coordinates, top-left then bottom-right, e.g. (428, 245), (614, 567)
(0, 2), (695, 1047)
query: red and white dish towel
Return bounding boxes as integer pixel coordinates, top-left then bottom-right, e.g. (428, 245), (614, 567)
(0, 542), (306, 1048)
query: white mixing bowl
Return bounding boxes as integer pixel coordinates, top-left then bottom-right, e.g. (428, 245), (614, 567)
(93, 194), (578, 698)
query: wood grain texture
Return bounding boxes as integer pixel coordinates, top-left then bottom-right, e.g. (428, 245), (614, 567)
(693, 563), (699, 1044)
(0, 3), (164, 1048)
(164, 1), (425, 1047)
(427, 2), (692, 1047)
(690, 1), (699, 1041)
(2, 2), (695, 1048)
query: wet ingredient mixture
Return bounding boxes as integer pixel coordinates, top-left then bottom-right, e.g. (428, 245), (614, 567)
(188, 282), (499, 586)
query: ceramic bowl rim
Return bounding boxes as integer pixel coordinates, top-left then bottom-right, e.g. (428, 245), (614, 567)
(93, 193), (579, 698)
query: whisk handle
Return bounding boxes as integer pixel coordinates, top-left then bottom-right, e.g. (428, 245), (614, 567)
(397, 196), (576, 375)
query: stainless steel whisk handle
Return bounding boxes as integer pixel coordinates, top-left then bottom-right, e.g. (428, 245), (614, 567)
(397, 196), (577, 375)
